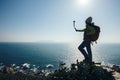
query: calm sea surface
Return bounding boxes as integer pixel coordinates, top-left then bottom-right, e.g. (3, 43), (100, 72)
(0, 42), (120, 69)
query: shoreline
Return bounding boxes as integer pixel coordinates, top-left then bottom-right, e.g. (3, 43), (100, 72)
(0, 61), (120, 80)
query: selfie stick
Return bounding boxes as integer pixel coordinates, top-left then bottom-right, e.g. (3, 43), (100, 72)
(73, 21), (76, 30)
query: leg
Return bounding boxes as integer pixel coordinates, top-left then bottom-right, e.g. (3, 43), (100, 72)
(78, 40), (89, 61)
(86, 40), (92, 62)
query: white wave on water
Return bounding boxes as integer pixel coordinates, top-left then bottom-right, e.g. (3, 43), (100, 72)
(0, 62), (55, 75)
(22, 63), (30, 68)
(46, 64), (54, 68)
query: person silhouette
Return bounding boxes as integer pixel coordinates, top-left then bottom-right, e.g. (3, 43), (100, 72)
(74, 17), (95, 62)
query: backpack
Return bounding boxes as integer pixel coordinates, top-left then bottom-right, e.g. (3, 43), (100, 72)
(91, 25), (100, 41)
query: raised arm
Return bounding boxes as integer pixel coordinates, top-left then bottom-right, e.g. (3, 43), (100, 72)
(75, 28), (85, 32)
(73, 21), (85, 32)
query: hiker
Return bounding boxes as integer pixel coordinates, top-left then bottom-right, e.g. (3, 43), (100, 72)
(74, 17), (96, 62)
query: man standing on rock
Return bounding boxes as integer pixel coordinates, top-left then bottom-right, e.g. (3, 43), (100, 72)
(74, 17), (95, 62)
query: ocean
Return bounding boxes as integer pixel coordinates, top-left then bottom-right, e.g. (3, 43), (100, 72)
(0, 42), (120, 70)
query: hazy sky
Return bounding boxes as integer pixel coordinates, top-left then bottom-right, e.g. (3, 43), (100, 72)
(0, 0), (120, 43)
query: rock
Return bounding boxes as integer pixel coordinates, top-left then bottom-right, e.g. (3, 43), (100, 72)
(112, 71), (120, 80)
(112, 65), (120, 72)
(6, 67), (15, 74)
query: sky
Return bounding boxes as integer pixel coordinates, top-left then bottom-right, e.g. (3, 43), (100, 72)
(0, 0), (120, 43)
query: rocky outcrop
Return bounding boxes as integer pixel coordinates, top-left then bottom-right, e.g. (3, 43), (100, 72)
(49, 60), (115, 80)
(0, 61), (120, 80)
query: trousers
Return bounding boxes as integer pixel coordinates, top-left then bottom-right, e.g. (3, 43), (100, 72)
(78, 40), (92, 62)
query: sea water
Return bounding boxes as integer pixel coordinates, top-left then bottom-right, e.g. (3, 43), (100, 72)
(0, 42), (120, 70)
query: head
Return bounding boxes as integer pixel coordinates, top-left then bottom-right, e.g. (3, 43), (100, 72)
(85, 16), (92, 24)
